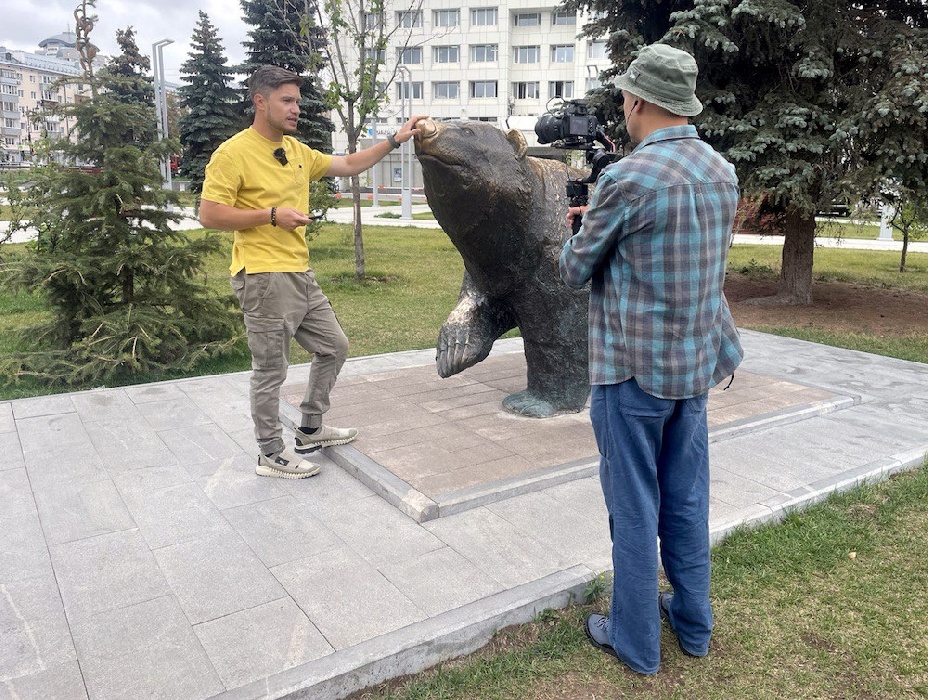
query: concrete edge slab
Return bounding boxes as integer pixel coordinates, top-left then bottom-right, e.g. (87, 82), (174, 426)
(708, 394), (859, 443)
(211, 565), (595, 700)
(712, 444), (928, 544)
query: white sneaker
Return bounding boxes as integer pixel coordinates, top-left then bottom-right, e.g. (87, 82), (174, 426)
(256, 446), (322, 479)
(294, 425), (358, 453)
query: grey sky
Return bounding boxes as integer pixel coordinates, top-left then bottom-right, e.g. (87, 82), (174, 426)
(2, 0), (251, 83)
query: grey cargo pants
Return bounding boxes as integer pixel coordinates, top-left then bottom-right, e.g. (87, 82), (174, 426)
(231, 269), (348, 455)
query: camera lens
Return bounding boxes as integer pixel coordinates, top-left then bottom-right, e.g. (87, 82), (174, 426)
(534, 114), (562, 144)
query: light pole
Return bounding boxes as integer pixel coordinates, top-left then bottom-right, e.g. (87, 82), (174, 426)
(397, 65), (414, 220)
(152, 39), (173, 191)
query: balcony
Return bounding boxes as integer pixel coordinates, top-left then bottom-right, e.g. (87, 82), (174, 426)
(2, 126), (21, 137)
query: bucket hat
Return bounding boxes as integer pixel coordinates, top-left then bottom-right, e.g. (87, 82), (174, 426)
(612, 44), (703, 117)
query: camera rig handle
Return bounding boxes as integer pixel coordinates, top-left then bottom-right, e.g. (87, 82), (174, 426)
(569, 145), (619, 234)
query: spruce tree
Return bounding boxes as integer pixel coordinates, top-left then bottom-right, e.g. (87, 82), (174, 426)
(177, 11), (241, 197)
(0, 10), (239, 388)
(572, 0), (928, 304)
(97, 26), (158, 147)
(239, 0), (333, 152)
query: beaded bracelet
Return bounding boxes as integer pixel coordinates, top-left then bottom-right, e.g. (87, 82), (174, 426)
(270, 206), (277, 227)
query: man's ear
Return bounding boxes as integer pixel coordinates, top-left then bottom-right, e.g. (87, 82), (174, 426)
(506, 128), (528, 159)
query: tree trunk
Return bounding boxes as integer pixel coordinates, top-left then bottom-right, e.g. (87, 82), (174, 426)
(900, 233), (909, 272)
(350, 174), (365, 280)
(776, 209), (816, 305)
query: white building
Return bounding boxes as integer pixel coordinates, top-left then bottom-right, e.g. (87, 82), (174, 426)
(0, 33), (89, 165)
(331, 1), (611, 191)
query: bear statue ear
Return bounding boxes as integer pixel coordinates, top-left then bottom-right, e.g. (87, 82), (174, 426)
(506, 129), (528, 159)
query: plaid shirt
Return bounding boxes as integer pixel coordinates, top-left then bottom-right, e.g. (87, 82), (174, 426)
(559, 125), (743, 399)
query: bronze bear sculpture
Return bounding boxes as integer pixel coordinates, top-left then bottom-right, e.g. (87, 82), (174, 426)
(413, 118), (591, 418)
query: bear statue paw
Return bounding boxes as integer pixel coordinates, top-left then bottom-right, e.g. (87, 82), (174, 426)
(502, 390), (560, 418)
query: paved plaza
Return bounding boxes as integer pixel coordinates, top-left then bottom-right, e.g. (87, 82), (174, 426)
(2, 329), (928, 699)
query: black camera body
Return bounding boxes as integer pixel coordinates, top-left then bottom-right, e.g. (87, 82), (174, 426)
(534, 99), (600, 149)
(534, 99), (619, 233)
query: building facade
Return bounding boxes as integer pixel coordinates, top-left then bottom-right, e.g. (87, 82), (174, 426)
(0, 33), (88, 165)
(332, 1), (611, 190)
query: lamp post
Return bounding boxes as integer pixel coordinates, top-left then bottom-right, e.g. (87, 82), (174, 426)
(152, 39), (173, 191)
(397, 64), (413, 220)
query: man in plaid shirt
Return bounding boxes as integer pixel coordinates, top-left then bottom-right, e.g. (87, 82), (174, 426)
(559, 44), (743, 674)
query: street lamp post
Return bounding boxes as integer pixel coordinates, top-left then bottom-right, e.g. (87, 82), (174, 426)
(397, 65), (412, 220)
(152, 39), (173, 191)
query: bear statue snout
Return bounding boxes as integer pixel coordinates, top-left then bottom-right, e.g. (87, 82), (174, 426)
(415, 117), (438, 142)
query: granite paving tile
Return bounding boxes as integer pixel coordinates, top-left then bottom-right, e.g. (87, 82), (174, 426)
(379, 546), (503, 616)
(69, 595), (223, 700)
(153, 533), (285, 625)
(157, 423), (248, 468)
(70, 390), (140, 425)
(195, 453), (289, 510)
(19, 413), (103, 490)
(0, 659), (88, 699)
(412, 454), (537, 496)
(117, 480), (233, 550)
(50, 530), (169, 620)
(423, 507), (571, 589)
(32, 478), (136, 545)
(223, 495), (341, 568)
(272, 546), (426, 650)
(0, 402), (15, 433)
(193, 597), (333, 689)
(0, 430), (25, 471)
(10, 394), (75, 420)
(135, 396), (214, 431)
(321, 494), (443, 568)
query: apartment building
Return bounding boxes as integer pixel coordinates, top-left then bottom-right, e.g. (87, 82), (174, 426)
(1, 32), (87, 165)
(333, 1), (611, 189)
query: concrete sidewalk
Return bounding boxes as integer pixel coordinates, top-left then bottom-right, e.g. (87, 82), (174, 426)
(2, 330), (927, 699)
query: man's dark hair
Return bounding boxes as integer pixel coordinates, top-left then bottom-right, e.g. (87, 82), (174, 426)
(248, 65), (304, 100)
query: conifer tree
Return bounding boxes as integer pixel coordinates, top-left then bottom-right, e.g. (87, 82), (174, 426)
(0, 3), (239, 388)
(97, 26), (157, 147)
(572, 0), (928, 304)
(239, 0), (333, 151)
(177, 11), (241, 197)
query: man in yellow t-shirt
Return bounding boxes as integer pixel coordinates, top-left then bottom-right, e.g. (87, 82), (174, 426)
(201, 64), (426, 479)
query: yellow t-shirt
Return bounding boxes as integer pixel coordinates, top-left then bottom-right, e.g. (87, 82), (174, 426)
(201, 127), (333, 274)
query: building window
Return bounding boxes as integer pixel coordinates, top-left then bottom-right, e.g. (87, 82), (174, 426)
(2, 101), (15, 112)
(29, 75), (36, 82)
(549, 81), (574, 99)
(433, 81), (459, 99)
(512, 81), (539, 99)
(551, 45), (574, 63)
(363, 47), (386, 62)
(587, 41), (607, 59)
(513, 12), (541, 26)
(552, 10), (576, 25)
(362, 12), (383, 29)
(1, 85), (16, 96)
(586, 77), (603, 91)
(433, 45), (460, 63)
(398, 46), (423, 64)
(470, 80), (498, 98)
(434, 9), (460, 27)
(4, 118), (16, 128)
(471, 7), (498, 26)
(470, 44), (498, 63)
(396, 81), (424, 100)
(395, 10), (423, 28)
(513, 46), (540, 64)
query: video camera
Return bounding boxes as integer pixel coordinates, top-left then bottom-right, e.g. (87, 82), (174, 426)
(534, 99), (618, 234)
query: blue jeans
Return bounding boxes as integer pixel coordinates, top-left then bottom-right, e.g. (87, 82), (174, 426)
(590, 380), (712, 674)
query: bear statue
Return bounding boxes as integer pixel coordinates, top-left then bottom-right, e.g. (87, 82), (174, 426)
(413, 117), (591, 418)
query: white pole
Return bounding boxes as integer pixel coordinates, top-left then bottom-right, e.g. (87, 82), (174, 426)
(152, 39), (173, 191)
(398, 65), (412, 220)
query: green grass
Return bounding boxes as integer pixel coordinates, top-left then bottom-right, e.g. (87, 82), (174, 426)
(0, 223), (464, 399)
(353, 462), (928, 700)
(727, 244), (928, 292)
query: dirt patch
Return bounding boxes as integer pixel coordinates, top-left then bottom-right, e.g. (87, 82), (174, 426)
(724, 272), (928, 335)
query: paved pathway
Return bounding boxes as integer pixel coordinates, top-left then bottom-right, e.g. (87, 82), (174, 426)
(2, 330), (928, 699)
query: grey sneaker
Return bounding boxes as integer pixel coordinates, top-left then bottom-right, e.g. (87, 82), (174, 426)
(295, 425), (358, 453)
(256, 446), (321, 479)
